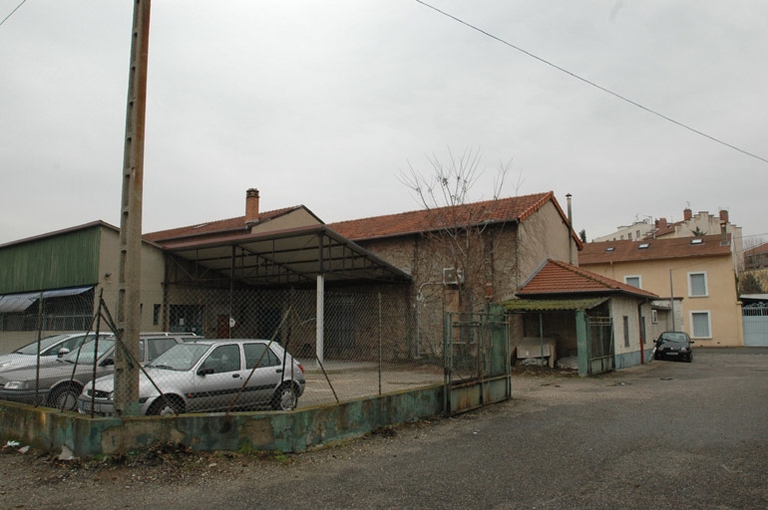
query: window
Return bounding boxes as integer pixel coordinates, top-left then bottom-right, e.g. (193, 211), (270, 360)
(201, 344), (242, 373)
(690, 311), (711, 338)
(628, 232), (633, 240)
(688, 272), (708, 297)
(623, 316), (630, 347)
(146, 338), (179, 363)
(651, 309), (658, 324)
(153, 304), (161, 325)
(624, 275), (641, 289)
(244, 343), (280, 369)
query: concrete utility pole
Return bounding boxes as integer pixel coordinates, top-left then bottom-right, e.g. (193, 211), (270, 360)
(114, 0), (151, 416)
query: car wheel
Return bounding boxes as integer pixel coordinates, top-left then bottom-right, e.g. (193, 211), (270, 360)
(49, 384), (80, 412)
(147, 395), (184, 416)
(271, 383), (299, 411)
(687, 351), (693, 363)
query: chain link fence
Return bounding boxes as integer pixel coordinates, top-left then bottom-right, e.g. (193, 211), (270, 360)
(1, 285), (460, 415)
(148, 284), (446, 414)
(0, 289), (95, 345)
(0, 289), (100, 410)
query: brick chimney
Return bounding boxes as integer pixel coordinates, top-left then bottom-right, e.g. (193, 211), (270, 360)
(245, 188), (260, 222)
(655, 217), (668, 230)
(683, 208), (692, 221)
(719, 209), (729, 246)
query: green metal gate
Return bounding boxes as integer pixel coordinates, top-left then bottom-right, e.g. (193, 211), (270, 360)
(586, 316), (614, 375)
(444, 305), (511, 415)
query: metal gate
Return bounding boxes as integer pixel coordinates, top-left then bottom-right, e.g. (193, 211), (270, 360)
(743, 303), (768, 347)
(444, 306), (511, 415)
(587, 316), (614, 375)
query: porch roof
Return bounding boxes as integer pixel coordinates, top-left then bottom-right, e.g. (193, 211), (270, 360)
(504, 297), (608, 312)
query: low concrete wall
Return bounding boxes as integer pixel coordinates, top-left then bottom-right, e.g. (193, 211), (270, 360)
(0, 383), (445, 457)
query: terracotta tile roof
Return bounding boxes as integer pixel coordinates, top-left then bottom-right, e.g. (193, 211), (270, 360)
(579, 234), (732, 265)
(328, 191), (555, 241)
(144, 206), (300, 244)
(643, 221), (682, 239)
(517, 259), (658, 299)
(745, 242), (768, 257)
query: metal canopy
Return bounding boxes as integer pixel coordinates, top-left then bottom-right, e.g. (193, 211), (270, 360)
(504, 297), (609, 312)
(0, 286), (94, 313)
(163, 225), (412, 288)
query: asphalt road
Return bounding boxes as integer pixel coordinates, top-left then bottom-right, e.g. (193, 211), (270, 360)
(2, 348), (767, 509)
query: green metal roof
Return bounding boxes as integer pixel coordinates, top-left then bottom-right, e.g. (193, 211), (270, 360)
(504, 297), (608, 312)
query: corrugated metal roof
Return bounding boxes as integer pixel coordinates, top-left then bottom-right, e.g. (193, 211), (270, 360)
(0, 286), (93, 313)
(162, 225), (412, 287)
(0, 224), (102, 293)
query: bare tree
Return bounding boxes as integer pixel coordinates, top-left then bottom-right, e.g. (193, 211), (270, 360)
(399, 147), (515, 316)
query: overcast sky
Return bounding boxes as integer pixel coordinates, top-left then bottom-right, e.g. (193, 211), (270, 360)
(1, 0), (766, 247)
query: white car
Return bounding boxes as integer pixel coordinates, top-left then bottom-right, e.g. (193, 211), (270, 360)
(79, 339), (306, 416)
(0, 333), (98, 373)
(0, 333), (199, 411)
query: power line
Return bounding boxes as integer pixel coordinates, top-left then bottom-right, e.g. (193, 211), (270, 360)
(0, 0), (27, 28)
(416, 0), (768, 165)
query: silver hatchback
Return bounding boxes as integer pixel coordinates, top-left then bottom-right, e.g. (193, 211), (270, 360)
(0, 333), (199, 411)
(78, 339), (306, 416)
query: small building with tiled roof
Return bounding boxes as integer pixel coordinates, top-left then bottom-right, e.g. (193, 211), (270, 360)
(580, 234), (743, 347)
(506, 259), (661, 375)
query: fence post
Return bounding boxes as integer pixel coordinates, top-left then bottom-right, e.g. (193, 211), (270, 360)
(378, 291), (382, 395)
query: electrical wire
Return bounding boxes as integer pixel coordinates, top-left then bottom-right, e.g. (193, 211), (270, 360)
(416, 0), (768, 165)
(0, 0), (27, 28)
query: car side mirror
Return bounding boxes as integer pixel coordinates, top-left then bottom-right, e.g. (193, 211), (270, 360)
(197, 367), (214, 376)
(57, 347), (70, 358)
(101, 358), (114, 367)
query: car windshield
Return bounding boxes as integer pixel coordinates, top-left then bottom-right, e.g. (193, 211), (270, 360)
(14, 334), (71, 355)
(660, 333), (688, 343)
(148, 343), (211, 371)
(62, 338), (115, 364)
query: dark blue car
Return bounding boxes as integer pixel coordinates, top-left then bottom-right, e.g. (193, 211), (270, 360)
(654, 331), (694, 362)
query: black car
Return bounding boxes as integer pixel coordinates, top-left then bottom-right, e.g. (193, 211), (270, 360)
(654, 331), (694, 362)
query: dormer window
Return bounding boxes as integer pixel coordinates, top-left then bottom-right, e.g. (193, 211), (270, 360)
(691, 238), (704, 245)
(638, 243), (650, 249)
(605, 247), (615, 252)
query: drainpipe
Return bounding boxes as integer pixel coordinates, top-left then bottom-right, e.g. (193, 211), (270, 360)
(637, 302), (645, 364)
(566, 194), (575, 265)
(669, 269), (676, 331)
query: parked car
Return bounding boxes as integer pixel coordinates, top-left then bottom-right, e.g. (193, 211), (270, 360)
(0, 332), (99, 373)
(78, 339), (305, 416)
(654, 331), (694, 362)
(0, 333), (199, 410)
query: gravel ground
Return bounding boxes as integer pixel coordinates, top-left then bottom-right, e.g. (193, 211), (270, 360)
(1, 348), (767, 509)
